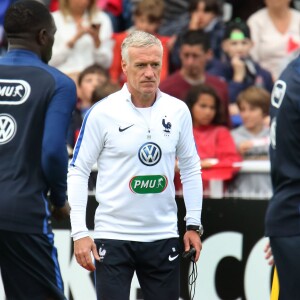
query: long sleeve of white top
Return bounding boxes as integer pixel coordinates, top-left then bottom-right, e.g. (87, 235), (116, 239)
(176, 105), (203, 226)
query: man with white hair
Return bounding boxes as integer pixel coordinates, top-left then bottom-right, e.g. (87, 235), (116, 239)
(68, 30), (203, 300)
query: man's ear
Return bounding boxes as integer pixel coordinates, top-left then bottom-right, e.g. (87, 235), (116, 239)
(37, 28), (48, 46)
(121, 59), (127, 76)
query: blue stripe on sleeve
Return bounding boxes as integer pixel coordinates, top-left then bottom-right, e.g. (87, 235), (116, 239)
(46, 232), (64, 291)
(70, 100), (104, 166)
(42, 192), (51, 234)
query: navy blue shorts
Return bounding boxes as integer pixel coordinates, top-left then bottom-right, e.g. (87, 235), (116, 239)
(270, 235), (300, 300)
(94, 238), (181, 300)
(0, 230), (65, 300)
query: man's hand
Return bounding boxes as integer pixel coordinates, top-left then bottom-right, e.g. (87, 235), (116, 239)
(264, 240), (274, 266)
(183, 231), (202, 262)
(51, 201), (70, 221)
(74, 236), (100, 271)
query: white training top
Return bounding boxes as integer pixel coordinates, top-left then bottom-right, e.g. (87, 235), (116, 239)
(68, 84), (203, 242)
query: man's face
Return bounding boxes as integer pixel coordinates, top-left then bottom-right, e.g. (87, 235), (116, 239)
(179, 44), (209, 78)
(121, 45), (162, 98)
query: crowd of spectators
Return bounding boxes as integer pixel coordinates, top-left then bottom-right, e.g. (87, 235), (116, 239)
(1, 0), (298, 199)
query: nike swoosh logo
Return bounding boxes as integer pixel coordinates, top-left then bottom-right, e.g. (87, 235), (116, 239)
(168, 254), (179, 261)
(119, 124), (134, 132)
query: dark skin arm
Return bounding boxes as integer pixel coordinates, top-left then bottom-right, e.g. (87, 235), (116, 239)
(51, 201), (71, 221)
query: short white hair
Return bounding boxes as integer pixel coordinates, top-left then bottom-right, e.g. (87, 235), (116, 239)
(121, 30), (163, 63)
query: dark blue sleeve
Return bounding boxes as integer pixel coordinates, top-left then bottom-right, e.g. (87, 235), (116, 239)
(66, 121), (74, 148)
(262, 69), (274, 93)
(206, 59), (226, 76)
(229, 81), (247, 103)
(42, 74), (76, 207)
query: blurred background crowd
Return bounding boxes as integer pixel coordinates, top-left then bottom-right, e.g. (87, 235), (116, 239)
(1, 0), (300, 199)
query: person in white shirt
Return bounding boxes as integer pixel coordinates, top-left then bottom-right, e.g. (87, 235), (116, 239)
(68, 30), (203, 300)
(49, 0), (113, 81)
(247, 0), (300, 81)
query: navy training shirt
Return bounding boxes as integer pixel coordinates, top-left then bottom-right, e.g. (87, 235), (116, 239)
(266, 56), (300, 237)
(0, 50), (76, 234)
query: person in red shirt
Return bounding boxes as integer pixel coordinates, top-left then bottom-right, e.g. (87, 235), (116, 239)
(174, 84), (241, 195)
(160, 30), (231, 127)
(49, 0), (59, 11)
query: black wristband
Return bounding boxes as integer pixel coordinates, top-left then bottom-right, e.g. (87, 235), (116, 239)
(186, 225), (204, 236)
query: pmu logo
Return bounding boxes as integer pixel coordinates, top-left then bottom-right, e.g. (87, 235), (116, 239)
(0, 79), (31, 105)
(0, 114), (17, 144)
(138, 142), (161, 166)
(129, 175), (168, 194)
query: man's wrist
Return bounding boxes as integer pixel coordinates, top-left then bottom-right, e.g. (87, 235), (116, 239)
(186, 224), (204, 236)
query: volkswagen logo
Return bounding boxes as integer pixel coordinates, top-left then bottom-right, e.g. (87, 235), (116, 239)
(0, 114), (17, 144)
(138, 142), (162, 166)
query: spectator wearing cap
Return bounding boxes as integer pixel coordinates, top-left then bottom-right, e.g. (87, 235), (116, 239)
(209, 19), (273, 127)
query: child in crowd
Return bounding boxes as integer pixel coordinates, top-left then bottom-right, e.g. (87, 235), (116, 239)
(109, 0), (171, 85)
(67, 65), (120, 191)
(170, 0), (225, 72)
(210, 19), (274, 127)
(67, 64), (110, 151)
(91, 80), (120, 104)
(229, 86), (272, 197)
(174, 84), (241, 196)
